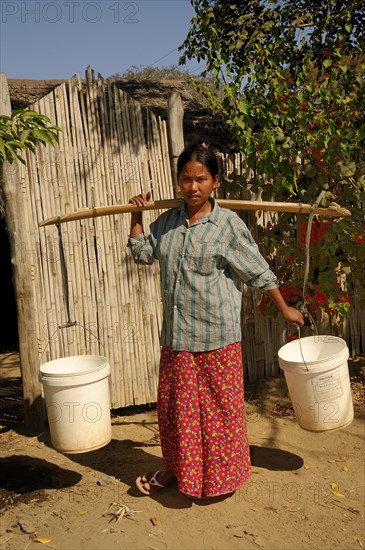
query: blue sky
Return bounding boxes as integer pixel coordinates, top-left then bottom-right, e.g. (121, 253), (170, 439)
(0, 0), (203, 80)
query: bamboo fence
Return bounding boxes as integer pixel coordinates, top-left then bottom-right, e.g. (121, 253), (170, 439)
(2, 70), (364, 419)
(3, 70), (175, 408)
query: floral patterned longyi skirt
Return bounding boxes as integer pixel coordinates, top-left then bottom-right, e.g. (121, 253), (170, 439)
(157, 342), (251, 498)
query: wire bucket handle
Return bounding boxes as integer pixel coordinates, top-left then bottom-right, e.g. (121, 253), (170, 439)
(38, 221), (104, 362)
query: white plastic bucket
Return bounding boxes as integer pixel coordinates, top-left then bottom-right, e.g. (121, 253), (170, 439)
(278, 336), (354, 432)
(39, 355), (112, 453)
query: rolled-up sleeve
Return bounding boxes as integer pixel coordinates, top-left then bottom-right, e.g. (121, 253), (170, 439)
(127, 233), (157, 265)
(245, 269), (278, 290)
(227, 224), (278, 291)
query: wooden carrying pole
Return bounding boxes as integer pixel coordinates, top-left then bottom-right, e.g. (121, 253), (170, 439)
(39, 199), (351, 227)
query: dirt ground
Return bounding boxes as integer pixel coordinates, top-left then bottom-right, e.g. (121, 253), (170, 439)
(0, 352), (364, 550)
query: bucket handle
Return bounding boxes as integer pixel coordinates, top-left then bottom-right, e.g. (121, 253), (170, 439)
(37, 219), (105, 363)
(297, 328), (310, 372)
(298, 191), (325, 337)
(37, 323), (105, 366)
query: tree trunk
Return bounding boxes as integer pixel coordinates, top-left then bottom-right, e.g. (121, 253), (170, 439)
(0, 73), (45, 434)
(167, 91), (184, 197)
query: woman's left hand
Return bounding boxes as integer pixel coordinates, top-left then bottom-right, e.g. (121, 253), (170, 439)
(282, 307), (305, 328)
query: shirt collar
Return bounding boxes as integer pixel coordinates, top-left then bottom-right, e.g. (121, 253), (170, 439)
(179, 198), (220, 226)
(208, 198), (220, 226)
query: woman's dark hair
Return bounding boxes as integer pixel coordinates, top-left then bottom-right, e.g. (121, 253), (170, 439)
(177, 142), (219, 179)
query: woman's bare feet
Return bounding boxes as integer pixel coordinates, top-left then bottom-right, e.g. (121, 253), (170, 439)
(135, 469), (177, 495)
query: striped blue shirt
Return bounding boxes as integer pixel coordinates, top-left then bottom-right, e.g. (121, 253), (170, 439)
(127, 199), (277, 351)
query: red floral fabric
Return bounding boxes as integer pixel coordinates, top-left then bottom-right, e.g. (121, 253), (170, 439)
(157, 342), (251, 498)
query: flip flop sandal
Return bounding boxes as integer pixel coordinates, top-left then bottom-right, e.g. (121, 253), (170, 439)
(135, 470), (167, 495)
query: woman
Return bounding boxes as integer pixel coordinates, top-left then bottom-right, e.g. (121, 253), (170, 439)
(128, 143), (304, 499)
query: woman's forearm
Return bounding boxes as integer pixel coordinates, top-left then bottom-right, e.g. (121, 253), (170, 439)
(130, 213), (144, 237)
(266, 287), (304, 327)
(266, 288), (290, 314)
(129, 192), (151, 237)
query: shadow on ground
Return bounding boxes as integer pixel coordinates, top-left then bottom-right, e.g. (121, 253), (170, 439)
(0, 455), (82, 510)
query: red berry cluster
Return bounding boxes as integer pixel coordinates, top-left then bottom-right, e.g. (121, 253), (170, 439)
(299, 220), (330, 247)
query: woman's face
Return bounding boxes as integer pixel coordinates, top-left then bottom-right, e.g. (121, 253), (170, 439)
(179, 160), (218, 210)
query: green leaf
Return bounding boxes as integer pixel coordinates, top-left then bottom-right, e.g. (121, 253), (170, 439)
(5, 139), (23, 150)
(4, 142), (23, 162)
(340, 162), (356, 177)
(237, 100), (249, 115)
(235, 116), (246, 129)
(20, 129), (31, 144)
(323, 59), (332, 68)
(21, 110), (50, 121)
(32, 129), (53, 144)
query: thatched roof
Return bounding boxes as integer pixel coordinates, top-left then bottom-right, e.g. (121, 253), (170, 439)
(7, 78), (238, 152)
(8, 79), (64, 111)
(7, 78), (200, 113)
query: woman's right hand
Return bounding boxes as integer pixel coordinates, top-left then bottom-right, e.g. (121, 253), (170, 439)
(129, 191), (152, 208)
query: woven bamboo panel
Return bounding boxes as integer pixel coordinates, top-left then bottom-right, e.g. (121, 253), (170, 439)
(14, 70), (174, 407)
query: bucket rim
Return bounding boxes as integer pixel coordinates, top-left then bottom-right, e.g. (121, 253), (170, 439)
(278, 335), (349, 369)
(40, 355), (109, 377)
(280, 335), (347, 347)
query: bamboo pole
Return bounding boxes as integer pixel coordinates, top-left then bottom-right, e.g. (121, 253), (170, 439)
(114, 87), (136, 406)
(130, 97), (154, 404)
(39, 198), (351, 227)
(68, 75), (88, 356)
(35, 95), (61, 360)
(133, 103), (158, 403)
